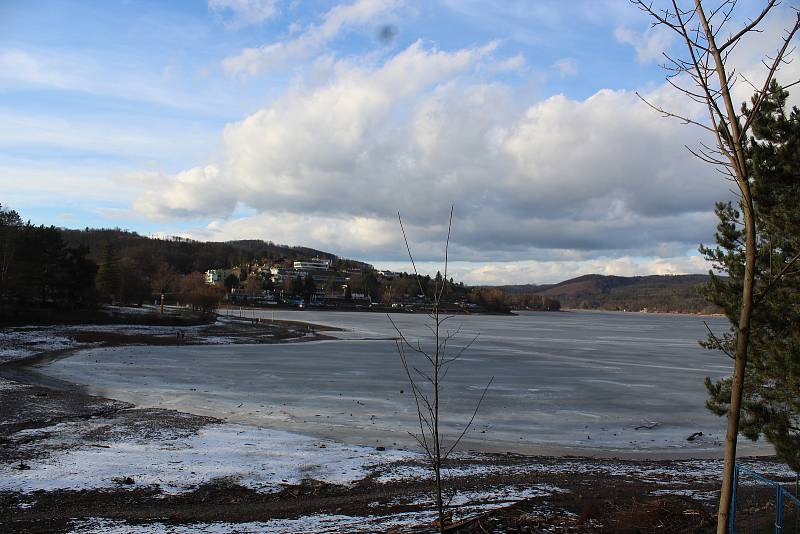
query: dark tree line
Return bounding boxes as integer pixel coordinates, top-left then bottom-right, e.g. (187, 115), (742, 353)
(1, 212), (359, 315)
(0, 206), (97, 312)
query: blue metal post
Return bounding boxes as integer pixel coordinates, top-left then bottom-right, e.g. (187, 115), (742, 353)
(730, 464), (738, 533)
(775, 485), (783, 534)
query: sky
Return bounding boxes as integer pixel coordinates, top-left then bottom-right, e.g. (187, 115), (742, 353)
(1, 0), (797, 284)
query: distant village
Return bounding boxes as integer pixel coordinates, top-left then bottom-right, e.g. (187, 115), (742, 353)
(206, 257), (373, 308)
(203, 257), (518, 313)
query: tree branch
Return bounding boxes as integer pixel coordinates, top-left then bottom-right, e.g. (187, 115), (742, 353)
(718, 0), (778, 52)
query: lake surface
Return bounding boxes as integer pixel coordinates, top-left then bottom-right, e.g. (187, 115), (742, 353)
(35, 310), (769, 458)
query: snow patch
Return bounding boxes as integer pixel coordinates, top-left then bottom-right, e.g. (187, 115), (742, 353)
(376, 457), (798, 485)
(0, 377), (28, 391)
(0, 329), (76, 363)
(66, 485), (568, 533)
(68, 514), (420, 534)
(650, 488), (719, 502)
(0, 422), (413, 494)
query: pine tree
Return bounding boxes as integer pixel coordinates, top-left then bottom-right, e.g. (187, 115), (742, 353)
(0, 204), (23, 298)
(701, 81), (800, 470)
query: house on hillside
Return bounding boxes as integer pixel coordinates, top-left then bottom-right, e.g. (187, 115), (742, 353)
(293, 258), (331, 271)
(205, 269), (224, 285)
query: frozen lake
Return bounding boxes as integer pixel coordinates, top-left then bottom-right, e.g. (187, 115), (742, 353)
(33, 310), (769, 458)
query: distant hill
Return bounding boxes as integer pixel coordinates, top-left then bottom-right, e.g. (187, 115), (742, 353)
(492, 274), (719, 314)
(60, 228), (368, 274)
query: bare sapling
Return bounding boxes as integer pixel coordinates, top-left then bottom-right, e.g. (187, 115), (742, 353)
(389, 206), (493, 533)
(631, 1), (800, 531)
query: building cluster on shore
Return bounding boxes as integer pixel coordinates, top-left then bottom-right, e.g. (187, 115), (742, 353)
(203, 257), (514, 312)
(205, 257), (363, 307)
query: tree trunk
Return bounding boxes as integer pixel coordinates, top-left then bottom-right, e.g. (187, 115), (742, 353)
(691, 5), (758, 530)
(434, 307), (445, 534)
(716, 204), (756, 533)
(434, 461), (444, 533)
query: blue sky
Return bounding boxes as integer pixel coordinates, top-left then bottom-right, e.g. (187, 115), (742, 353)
(0, 1), (795, 283)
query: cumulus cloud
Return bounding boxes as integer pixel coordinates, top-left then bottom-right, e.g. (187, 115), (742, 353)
(223, 0), (401, 75)
(209, 0), (279, 29)
(614, 25), (672, 63)
(134, 39), (734, 275)
(133, 165), (237, 220)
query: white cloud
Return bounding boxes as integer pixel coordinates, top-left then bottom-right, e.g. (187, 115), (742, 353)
(134, 40), (729, 272)
(552, 57), (576, 77)
(133, 165), (237, 220)
(614, 25), (672, 64)
(223, 0), (401, 76)
(209, 0), (279, 29)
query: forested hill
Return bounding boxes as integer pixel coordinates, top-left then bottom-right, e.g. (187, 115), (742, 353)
(492, 274), (719, 314)
(60, 228), (366, 274)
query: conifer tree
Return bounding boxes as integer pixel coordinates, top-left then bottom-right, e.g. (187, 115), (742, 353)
(0, 204), (23, 298)
(701, 81), (800, 470)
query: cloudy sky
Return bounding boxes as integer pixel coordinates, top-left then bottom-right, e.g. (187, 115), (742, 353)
(1, 1), (796, 284)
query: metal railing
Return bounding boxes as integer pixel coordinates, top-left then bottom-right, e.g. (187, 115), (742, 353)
(730, 464), (800, 533)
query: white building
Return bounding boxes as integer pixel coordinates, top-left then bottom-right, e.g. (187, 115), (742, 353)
(205, 269), (224, 285)
(293, 258), (331, 270)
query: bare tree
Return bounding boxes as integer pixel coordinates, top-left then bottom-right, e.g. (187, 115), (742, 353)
(389, 206), (493, 533)
(630, 1), (800, 530)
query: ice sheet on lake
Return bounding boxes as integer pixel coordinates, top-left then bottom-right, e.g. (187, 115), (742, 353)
(35, 310), (763, 455)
